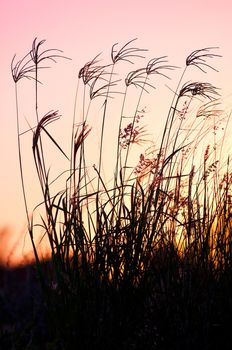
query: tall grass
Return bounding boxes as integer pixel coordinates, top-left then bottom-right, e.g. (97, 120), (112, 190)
(10, 38), (232, 349)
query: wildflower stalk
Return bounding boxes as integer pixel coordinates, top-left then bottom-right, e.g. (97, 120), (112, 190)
(114, 85), (128, 186)
(122, 77), (147, 181)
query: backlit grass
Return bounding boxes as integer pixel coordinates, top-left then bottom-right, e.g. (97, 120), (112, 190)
(2, 38), (232, 349)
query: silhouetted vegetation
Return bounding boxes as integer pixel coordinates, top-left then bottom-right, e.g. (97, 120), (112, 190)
(1, 38), (232, 349)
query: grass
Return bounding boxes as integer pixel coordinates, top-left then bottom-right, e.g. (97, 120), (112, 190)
(2, 38), (232, 349)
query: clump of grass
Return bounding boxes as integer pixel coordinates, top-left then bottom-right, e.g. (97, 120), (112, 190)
(9, 38), (232, 349)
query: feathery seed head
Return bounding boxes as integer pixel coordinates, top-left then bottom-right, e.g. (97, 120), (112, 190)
(11, 37), (70, 83)
(30, 37), (70, 66)
(179, 82), (220, 100)
(186, 47), (221, 73)
(111, 38), (147, 64)
(146, 56), (177, 78)
(33, 111), (60, 150)
(78, 53), (107, 85)
(125, 68), (147, 88)
(11, 52), (36, 83)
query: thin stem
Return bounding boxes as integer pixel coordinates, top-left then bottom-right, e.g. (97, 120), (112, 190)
(97, 64), (115, 192)
(114, 85), (128, 187)
(159, 66), (188, 163)
(122, 76), (148, 183)
(15, 84), (30, 228)
(70, 77), (80, 204)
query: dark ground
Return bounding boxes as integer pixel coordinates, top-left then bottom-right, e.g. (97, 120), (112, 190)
(0, 262), (232, 350)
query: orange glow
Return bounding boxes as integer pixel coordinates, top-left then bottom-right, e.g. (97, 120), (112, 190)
(0, 226), (51, 267)
(1, 0), (232, 267)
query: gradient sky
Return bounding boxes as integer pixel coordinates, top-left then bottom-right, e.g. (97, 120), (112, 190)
(0, 0), (232, 265)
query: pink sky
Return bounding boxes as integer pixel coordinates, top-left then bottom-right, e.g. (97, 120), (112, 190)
(0, 0), (232, 265)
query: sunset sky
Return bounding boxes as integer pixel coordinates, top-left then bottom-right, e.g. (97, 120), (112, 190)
(0, 0), (232, 265)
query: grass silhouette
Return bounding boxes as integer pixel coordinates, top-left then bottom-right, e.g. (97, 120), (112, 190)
(1, 38), (232, 349)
